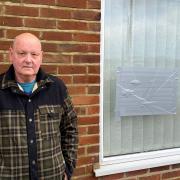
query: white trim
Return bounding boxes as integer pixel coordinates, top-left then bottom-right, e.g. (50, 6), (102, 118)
(101, 148), (180, 165)
(99, 0), (105, 166)
(96, 0), (180, 177)
(95, 150), (180, 177)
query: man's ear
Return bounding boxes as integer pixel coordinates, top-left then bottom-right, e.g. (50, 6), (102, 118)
(40, 50), (43, 62)
(9, 47), (13, 63)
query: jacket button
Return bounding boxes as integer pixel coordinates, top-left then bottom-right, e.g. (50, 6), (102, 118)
(32, 160), (36, 165)
(28, 99), (31, 102)
(29, 118), (32, 122)
(50, 110), (54, 113)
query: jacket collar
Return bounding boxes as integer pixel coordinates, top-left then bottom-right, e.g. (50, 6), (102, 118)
(0, 65), (53, 90)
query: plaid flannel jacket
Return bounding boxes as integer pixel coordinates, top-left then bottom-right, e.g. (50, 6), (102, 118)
(0, 65), (78, 180)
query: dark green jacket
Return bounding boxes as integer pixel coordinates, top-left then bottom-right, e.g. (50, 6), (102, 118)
(0, 65), (78, 180)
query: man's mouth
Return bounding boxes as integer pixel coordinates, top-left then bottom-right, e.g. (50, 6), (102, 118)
(23, 66), (32, 68)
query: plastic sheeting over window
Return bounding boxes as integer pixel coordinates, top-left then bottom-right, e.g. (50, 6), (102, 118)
(103, 0), (180, 157)
(115, 68), (178, 117)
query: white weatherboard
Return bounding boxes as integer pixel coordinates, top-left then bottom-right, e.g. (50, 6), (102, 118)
(115, 68), (178, 117)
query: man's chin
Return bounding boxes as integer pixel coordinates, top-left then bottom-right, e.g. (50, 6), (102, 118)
(20, 72), (36, 77)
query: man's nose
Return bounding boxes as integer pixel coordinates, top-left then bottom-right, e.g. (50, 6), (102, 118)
(25, 53), (32, 62)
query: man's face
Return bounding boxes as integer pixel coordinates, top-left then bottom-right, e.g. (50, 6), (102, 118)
(9, 34), (42, 82)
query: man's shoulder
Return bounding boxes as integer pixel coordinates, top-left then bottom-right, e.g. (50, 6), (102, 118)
(47, 74), (67, 91)
(0, 72), (5, 82)
(46, 74), (68, 99)
(48, 74), (65, 86)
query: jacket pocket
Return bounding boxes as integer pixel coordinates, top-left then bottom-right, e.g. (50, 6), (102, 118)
(39, 105), (63, 139)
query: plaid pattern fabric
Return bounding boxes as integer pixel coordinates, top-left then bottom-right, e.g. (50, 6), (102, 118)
(0, 110), (29, 179)
(0, 66), (78, 180)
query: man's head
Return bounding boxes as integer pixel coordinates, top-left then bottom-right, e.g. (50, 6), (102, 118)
(9, 33), (43, 83)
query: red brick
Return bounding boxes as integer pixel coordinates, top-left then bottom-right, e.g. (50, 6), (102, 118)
(41, 65), (58, 74)
(86, 165), (94, 174)
(172, 164), (180, 169)
(73, 55), (100, 64)
(73, 96), (99, 105)
(0, 54), (3, 62)
(75, 176), (97, 180)
(74, 106), (86, 115)
(22, 0), (55, 5)
(73, 75), (87, 84)
(68, 86), (86, 95)
(0, 5), (3, 14)
(139, 174), (161, 180)
(88, 44), (100, 53)
(73, 33), (100, 42)
(73, 75), (99, 84)
(0, 64), (10, 74)
(78, 126), (87, 135)
(88, 125), (99, 135)
(42, 32), (72, 41)
(24, 18), (56, 29)
(162, 170), (180, 179)
(87, 145), (99, 154)
(88, 86), (100, 94)
(79, 116), (99, 125)
(78, 147), (86, 156)
(77, 155), (98, 166)
(3, 53), (8, 62)
(40, 8), (71, 19)
(126, 169), (148, 177)
(0, 16), (23, 27)
(79, 126), (87, 135)
(173, 178), (180, 180)
(42, 43), (58, 52)
(87, 0), (101, 9)
(58, 65), (86, 74)
(73, 167), (86, 176)
(79, 135), (99, 145)
(0, 41), (11, 50)
(58, 44), (89, 53)
(6, 30), (40, 39)
(43, 53), (71, 64)
(58, 75), (72, 84)
(102, 173), (124, 180)
(58, 20), (87, 31)
(125, 179), (137, 180)
(56, 0), (87, 8)
(87, 106), (99, 115)
(150, 165), (169, 172)
(88, 65), (100, 74)
(0, 29), (4, 38)
(88, 22), (101, 32)
(5, 5), (39, 17)
(72, 10), (100, 21)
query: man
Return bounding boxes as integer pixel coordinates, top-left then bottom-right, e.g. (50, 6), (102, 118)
(0, 33), (78, 180)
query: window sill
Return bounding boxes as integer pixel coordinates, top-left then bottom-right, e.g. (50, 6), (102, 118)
(94, 149), (180, 177)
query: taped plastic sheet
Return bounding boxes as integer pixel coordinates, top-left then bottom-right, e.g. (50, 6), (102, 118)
(115, 67), (178, 117)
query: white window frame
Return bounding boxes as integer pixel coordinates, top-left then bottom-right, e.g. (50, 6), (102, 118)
(94, 0), (180, 177)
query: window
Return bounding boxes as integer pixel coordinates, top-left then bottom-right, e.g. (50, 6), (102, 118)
(95, 0), (180, 176)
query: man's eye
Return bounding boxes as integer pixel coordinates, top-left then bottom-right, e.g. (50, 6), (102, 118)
(18, 52), (26, 55)
(32, 53), (38, 56)
(31, 52), (40, 57)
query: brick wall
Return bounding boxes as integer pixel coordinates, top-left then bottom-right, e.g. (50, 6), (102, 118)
(0, 0), (100, 179)
(1, 0), (180, 180)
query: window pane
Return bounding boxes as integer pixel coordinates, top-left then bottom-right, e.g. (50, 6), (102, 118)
(103, 0), (180, 157)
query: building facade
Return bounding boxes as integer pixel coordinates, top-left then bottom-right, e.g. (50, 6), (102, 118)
(0, 0), (180, 179)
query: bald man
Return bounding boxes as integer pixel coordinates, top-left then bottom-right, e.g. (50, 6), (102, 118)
(0, 33), (78, 180)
